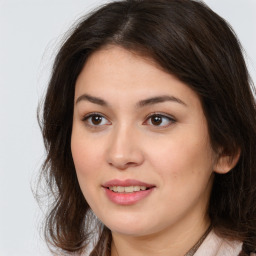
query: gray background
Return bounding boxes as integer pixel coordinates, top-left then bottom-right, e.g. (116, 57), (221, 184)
(0, 0), (255, 255)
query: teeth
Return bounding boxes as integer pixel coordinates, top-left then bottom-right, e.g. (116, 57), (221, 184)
(124, 186), (133, 193)
(134, 186), (140, 192)
(117, 186), (125, 192)
(109, 186), (148, 193)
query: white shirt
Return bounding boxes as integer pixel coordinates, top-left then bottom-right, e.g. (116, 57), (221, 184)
(194, 230), (256, 256)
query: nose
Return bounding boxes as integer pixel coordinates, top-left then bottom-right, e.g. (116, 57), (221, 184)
(106, 125), (144, 170)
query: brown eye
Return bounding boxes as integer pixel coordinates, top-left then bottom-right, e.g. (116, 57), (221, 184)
(144, 113), (176, 128)
(91, 115), (103, 125)
(151, 115), (163, 126)
(83, 113), (111, 127)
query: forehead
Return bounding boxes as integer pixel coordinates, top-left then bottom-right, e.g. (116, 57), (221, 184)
(75, 45), (201, 109)
(79, 45), (161, 82)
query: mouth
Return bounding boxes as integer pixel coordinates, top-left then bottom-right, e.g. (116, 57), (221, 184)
(102, 179), (155, 192)
(108, 185), (149, 193)
(102, 179), (155, 205)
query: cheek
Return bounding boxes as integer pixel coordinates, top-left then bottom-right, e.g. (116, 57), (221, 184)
(71, 132), (103, 208)
(71, 129), (105, 202)
(72, 143), (101, 172)
(71, 125), (103, 173)
(148, 135), (214, 217)
(147, 128), (214, 185)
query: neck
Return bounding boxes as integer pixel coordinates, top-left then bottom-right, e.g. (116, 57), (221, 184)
(111, 217), (211, 256)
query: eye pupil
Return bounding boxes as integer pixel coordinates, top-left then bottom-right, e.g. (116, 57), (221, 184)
(92, 115), (102, 125)
(151, 115), (162, 125)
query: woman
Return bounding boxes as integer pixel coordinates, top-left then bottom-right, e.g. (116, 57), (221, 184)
(38, 0), (256, 255)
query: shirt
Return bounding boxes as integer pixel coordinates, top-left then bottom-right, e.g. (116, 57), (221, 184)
(194, 230), (256, 256)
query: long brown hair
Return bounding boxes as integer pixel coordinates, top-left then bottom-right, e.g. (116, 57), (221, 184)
(37, 0), (256, 255)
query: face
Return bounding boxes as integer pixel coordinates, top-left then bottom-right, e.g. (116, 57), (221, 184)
(71, 46), (216, 238)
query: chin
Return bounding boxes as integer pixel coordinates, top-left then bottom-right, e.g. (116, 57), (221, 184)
(103, 217), (160, 237)
(110, 226), (150, 237)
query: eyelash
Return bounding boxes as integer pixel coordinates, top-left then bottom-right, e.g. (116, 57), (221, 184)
(144, 112), (176, 128)
(82, 112), (111, 129)
(82, 112), (176, 129)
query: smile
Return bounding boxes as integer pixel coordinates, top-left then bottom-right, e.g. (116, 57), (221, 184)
(108, 185), (147, 193)
(102, 179), (155, 205)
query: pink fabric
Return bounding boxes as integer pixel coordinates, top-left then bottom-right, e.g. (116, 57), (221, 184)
(194, 230), (242, 256)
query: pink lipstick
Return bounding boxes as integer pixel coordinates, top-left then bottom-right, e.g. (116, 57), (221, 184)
(102, 179), (155, 205)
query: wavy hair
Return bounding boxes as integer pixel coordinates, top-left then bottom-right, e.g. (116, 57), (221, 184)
(37, 0), (256, 255)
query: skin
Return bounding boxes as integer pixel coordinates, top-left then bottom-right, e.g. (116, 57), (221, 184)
(71, 45), (232, 256)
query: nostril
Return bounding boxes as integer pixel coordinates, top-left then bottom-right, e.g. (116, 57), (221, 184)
(106, 146), (145, 169)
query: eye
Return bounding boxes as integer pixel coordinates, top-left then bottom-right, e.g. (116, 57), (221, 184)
(144, 113), (176, 127)
(82, 113), (111, 127)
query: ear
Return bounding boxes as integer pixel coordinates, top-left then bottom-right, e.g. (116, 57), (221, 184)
(213, 149), (241, 174)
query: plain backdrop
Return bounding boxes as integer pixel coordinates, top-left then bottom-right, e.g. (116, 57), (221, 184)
(0, 0), (255, 255)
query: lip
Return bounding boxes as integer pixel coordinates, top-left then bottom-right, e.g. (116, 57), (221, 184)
(102, 179), (155, 188)
(102, 179), (155, 205)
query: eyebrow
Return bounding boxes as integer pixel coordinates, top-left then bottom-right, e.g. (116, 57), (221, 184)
(76, 94), (108, 106)
(137, 95), (187, 107)
(75, 93), (187, 107)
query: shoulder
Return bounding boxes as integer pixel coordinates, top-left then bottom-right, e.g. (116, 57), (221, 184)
(194, 230), (242, 256)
